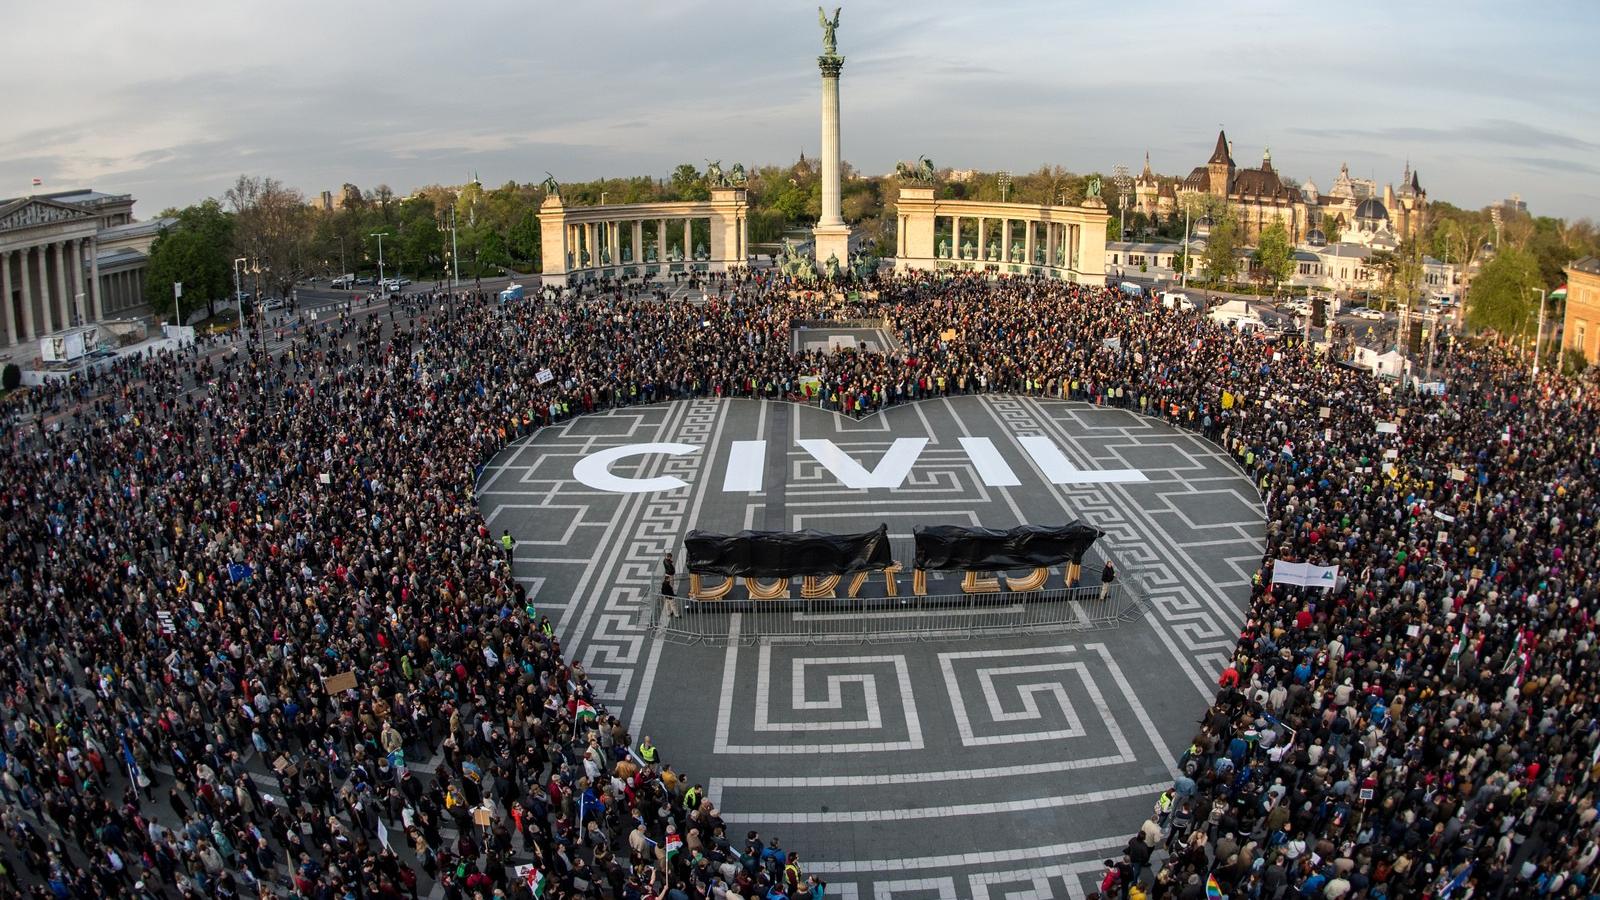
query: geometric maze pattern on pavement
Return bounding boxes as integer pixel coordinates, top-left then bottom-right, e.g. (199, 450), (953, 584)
(476, 396), (1264, 899)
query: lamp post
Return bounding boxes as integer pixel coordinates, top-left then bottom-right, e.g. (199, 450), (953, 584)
(1112, 165), (1132, 241)
(370, 233), (386, 289)
(233, 257), (247, 334)
(1180, 200), (1191, 289)
(449, 207), (460, 291)
(997, 171), (1011, 204)
(1529, 287), (1547, 376)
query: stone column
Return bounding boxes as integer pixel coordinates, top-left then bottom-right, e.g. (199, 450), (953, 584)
(817, 58), (844, 228)
(18, 248), (34, 340)
(88, 238), (101, 322)
(1002, 220), (1012, 262)
(0, 252), (14, 346)
(38, 246), (56, 334)
(66, 240), (82, 325)
(951, 217), (961, 257)
(1025, 221), (1036, 266)
(657, 218), (667, 262)
(812, 53), (852, 267)
(53, 242), (69, 327)
(632, 221), (643, 267)
(683, 220), (693, 262)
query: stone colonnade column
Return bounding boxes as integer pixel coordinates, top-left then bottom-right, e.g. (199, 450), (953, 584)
(632, 222), (643, 266)
(88, 238), (101, 321)
(1025, 221), (1036, 265)
(0, 252), (14, 345)
(1002, 220), (1012, 262)
(682, 219), (692, 262)
(657, 219), (667, 262)
(18, 249), (34, 340)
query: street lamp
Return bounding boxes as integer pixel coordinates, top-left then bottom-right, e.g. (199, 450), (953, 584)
(1529, 287), (1547, 376)
(997, 171), (1012, 204)
(370, 233), (387, 287)
(449, 207), (460, 291)
(600, 191), (608, 205)
(233, 257), (247, 333)
(1112, 164), (1132, 241)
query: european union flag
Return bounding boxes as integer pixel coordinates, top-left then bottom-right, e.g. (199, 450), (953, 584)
(227, 563), (253, 583)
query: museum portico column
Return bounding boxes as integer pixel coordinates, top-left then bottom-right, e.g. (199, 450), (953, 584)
(657, 219), (667, 262)
(632, 221), (643, 266)
(0, 252), (15, 346)
(88, 238), (101, 321)
(18, 248), (34, 341)
(683, 219), (692, 262)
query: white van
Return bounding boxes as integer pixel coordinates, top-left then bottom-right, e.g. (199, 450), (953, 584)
(1158, 291), (1195, 312)
(330, 274), (355, 289)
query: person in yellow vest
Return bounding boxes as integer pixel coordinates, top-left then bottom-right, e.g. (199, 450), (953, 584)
(638, 736), (659, 765)
(500, 530), (515, 553)
(683, 782), (703, 811)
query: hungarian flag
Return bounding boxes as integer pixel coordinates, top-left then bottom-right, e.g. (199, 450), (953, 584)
(1551, 283), (1567, 302)
(1206, 873), (1224, 899)
(575, 699), (597, 723)
(665, 832), (683, 865)
(524, 866), (547, 898)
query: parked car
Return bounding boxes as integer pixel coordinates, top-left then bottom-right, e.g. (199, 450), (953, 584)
(355, 275), (376, 286)
(1349, 306), (1384, 321)
(330, 274), (355, 289)
(261, 297), (286, 311)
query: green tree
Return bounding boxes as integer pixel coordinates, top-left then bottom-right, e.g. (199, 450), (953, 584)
(507, 209), (540, 269)
(1203, 216), (1239, 285)
(669, 164), (709, 201)
(1465, 246), (1541, 337)
(1252, 221), (1294, 294)
(143, 199), (235, 320)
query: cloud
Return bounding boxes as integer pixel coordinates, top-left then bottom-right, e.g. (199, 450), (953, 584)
(1288, 120), (1600, 153)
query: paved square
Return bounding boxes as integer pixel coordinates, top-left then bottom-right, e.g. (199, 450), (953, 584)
(477, 396), (1264, 898)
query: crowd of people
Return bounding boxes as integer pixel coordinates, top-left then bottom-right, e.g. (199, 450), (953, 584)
(0, 266), (1595, 899)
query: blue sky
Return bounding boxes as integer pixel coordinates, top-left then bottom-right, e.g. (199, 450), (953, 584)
(3, 0), (1598, 219)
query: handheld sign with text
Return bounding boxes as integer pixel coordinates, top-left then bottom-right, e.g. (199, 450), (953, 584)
(322, 670), (357, 694)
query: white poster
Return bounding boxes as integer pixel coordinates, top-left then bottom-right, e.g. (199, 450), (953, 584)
(536, 368), (555, 385)
(1271, 560), (1340, 589)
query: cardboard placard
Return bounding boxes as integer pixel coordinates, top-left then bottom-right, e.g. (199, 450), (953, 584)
(322, 670), (357, 694)
(1318, 407), (1331, 419)
(472, 805), (494, 827)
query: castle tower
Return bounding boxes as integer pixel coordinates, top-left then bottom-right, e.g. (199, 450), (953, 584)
(1206, 129), (1235, 198)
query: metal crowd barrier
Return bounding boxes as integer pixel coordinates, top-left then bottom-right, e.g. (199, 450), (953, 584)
(641, 580), (1142, 646)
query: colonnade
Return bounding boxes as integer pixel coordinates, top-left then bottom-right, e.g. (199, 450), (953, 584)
(562, 217), (729, 269)
(539, 189), (751, 287)
(1, 238), (101, 347)
(932, 215), (1084, 270)
(893, 188), (1109, 282)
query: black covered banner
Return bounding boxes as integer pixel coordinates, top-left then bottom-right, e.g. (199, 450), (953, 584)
(686, 524), (893, 578)
(913, 522), (1103, 571)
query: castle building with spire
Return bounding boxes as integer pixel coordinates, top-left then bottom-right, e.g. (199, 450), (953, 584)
(1135, 129), (1427, 247)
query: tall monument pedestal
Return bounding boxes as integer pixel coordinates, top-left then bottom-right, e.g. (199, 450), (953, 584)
(812, 223), (852, 274)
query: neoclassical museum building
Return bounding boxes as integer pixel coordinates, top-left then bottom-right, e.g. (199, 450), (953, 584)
(0, 189), (169, 349)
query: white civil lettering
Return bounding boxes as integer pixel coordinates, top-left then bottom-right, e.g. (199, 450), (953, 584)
(957, 436), (1021, 486)
(723, 440), (766, 493)
(1017, 435), (1147, 484)
(572, 442), (699, 493)
(797, 438), (927, 489)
